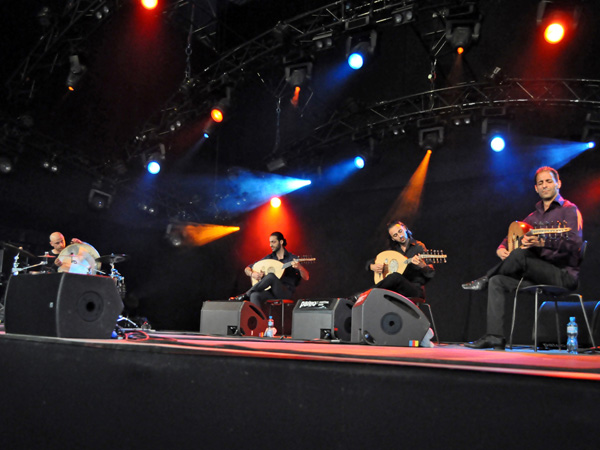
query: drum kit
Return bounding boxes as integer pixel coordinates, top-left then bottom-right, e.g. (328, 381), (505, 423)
(1, 241), (129, 298)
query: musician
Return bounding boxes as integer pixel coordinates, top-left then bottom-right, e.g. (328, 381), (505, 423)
(365, 221), (435, 299)
(232, 231), (309, 309)
(48, 232), (84, 270)
(463, 166), (583, 350)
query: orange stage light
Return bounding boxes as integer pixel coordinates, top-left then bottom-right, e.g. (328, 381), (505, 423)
(384, 149), (432, 226)
(270, 197), (281, 208)
(141, 0), (158, 10)
(456, 47), (464, 55)
(183, 223), (240, 247)
(210, 108), (224, 123)
(291, 86), (301, 107)
(544, 23), (565, 44)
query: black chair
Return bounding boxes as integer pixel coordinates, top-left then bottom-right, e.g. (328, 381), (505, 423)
(508, 241), (596, 351)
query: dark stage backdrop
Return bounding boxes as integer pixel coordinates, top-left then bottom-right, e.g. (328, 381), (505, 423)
(1, 123), (599, 343)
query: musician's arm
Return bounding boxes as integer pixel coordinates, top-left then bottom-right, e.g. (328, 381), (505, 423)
(297, 263), (309, 281)
(244, 264), (263, 280)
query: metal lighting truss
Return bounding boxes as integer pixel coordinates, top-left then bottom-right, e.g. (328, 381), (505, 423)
(278, 78), (600, 165)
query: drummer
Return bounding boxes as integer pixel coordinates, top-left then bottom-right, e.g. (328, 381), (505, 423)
(48, 231), (85, 270)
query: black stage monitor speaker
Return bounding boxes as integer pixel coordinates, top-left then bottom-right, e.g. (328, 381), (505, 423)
(351, 288), (430, 346)
(4, 273), (124, 338)
(291, 298), (353, 342)
(200, 301), (267, 337)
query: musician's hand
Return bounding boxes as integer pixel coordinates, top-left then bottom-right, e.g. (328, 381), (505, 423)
(411, 255), (426, 267)
(521, 235), (544, 248)
(496, 247), (510, 260)
(55, 258), (62, 267)
(370, 263), (384, 274)
(291, 259), (300, 269)
(71, 238), (83, 244)
(253, 271), (264, 281)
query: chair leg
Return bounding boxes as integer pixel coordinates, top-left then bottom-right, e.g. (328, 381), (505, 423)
(575, 294), (597, 349)
(553, 300), (562, 350)
(422, 303), (440, 344)
(508, 290), (519, 350)
(280, 301), (285, 336)
(533, 289), (539, 352)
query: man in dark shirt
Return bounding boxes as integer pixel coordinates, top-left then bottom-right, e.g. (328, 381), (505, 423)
(365, 221), (435, 298)
(233, 231), (309, 310)
(463, 166), (584, 350)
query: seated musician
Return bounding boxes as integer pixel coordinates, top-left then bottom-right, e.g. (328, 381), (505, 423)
(48, 232), (88, 271)
(364, 220), (435, 299)
(462, 166), (583, 350)
(232, 231), (309, 310)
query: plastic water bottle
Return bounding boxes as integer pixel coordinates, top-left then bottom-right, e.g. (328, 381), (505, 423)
(567, 316), (578, 354)
(264, 316), (277, 338)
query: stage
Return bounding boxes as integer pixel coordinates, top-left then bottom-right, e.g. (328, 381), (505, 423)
(1, 329), (599, 449)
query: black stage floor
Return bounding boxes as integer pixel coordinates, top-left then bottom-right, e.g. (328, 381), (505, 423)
(1, 329), (599, 449)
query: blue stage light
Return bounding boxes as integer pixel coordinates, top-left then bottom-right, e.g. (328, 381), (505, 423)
(587, 141), (596, 149)
(347, 53), (364, 70)
(490, 136), (506, 152)
(354, 156), (365, 169)
(147, 161), (161, 174)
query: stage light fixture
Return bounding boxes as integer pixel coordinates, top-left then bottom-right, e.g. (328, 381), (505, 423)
(354, 155), (365, 169)
(94, 5), (110, 20)
(144, 143), (165, 174)
(490, 136), (506, 152)
(285, 62), (312, 88)
(313, 32), (334, 51)
(267, 157), (286, 172)
(482, 117), (510, 152)
(537, 0), (580, 45)
(41, 157), (59, 173)
(270, 197), (281, 208)
(444, 4), (481, 52)
(66, 55), (87, 91)
(391, 6), (414, 26)
(0, 156), (13, 174)
(88, 189), (112, 211)
(141, 0), (158, 10)
(210, 97), (230, 123)
(37, 7), (52, 27)
(418, 126), (444, 152)
(346, 30), (377, 70)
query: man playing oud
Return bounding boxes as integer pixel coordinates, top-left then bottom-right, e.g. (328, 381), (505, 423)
(463, 166), (583, 350)
(233, 231), (309, 310)
(366, 220), (435, 299)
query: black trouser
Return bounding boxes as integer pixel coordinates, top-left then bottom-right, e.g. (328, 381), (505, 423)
(374, 272), (424, 298)
(486, 248), (577, 336)
(246, 273), (294, 309)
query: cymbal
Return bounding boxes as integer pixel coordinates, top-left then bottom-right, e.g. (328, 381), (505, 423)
(37, 254), (56, 258)
(1, 242), (36, 259)
(96, 253), (129, 264)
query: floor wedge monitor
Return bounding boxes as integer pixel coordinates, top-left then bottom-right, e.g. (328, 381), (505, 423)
(4, 273), (123, 338)
(200, 300), (267, 337)
(292, 298), (353, 342)
(351, 288), (430, 346)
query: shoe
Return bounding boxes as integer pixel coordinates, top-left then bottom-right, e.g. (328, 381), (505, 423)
(461, 276), (489, 291)
(229, 293), (249, 301)
(464, 334), (506, 350)
(348, 291), (364, 303)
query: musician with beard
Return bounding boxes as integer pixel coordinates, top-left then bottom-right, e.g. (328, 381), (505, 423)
(232, 231), (309, 310)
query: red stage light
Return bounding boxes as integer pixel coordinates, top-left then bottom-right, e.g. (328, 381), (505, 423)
(456, 46), (464, 55)
(210, 108), (224, 123)
(141, 0), (158, 10)
(544, 22), (565, 44)
(270, 197), (281, 208)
